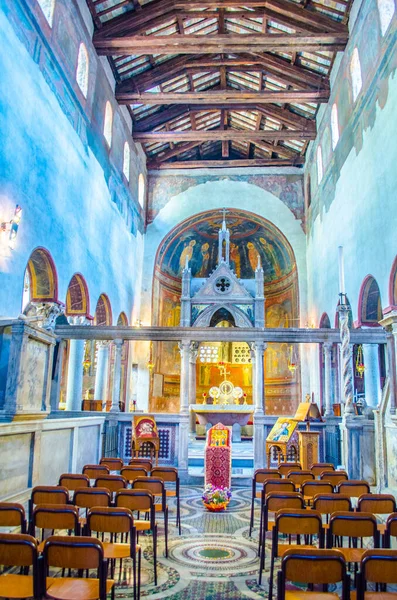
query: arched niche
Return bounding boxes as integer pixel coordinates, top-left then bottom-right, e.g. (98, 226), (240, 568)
(22, 247), (58, 310)
(94, 294), (113, 326)
(65, 273), (90, 316)
(194, 305), (250, 328)
(358, 275), (382, 327)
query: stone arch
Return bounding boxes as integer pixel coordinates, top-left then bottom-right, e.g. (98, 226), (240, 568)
(65, 273), (90, 316)
(193, 304), (252, 328)
(94, 294), (113, 326)
(358, 275), (382, 326)
(23, 247), (58, 306)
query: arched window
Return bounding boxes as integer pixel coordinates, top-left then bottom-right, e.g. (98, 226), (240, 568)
(359, 276), (382, 325)
(22, 247), (58, 311)
(331, 103), (339, 150)
(103, 101), (113, 147)
(123, 142), (130, 181)
(94, 294), (112, 326)
(138, 173), (145, 207)
(76, 43), (89, 98)
(37, 0), (55, 26)
(350, 48), (363, 103)
(65, 273), (90, 316)
(319, 313), (331, 328)
(389, 256), (397, 306)
(317, 146), (323, 184)
(377, 0), (395, 35)
(117, 312), (129, 326)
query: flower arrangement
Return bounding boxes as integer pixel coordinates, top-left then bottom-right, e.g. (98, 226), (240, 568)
(202, 484), (232, 512)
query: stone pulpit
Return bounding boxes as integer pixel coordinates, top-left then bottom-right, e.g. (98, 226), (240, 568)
(205, 423), (232, 489)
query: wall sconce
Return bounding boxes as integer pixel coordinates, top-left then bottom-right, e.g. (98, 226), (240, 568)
(355, 345), (365, 378)
(287, 345), (297, 374)
(1, 205), (22, 249)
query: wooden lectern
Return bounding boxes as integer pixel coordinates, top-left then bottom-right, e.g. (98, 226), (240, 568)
(295, 402), (322, 470)
(131, 415), (160, 465)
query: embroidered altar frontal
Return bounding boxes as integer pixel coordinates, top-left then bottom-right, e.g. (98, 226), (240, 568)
(205, 423), (232, 489)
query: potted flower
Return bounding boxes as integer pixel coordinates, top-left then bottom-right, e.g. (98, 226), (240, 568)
(202, 484), (232, 512)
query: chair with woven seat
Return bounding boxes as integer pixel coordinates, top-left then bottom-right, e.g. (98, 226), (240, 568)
(115, 489), (158, 585)
(249, 469), (282, 536)
(357, 494), (396, 546)
(94, 475), (127, 499)
(41, 535), (114, 600)
(277, 547), (350, 600)
(264, 508), (324, 595)
(302, 481), (334, 505)
(327, 511), (379, 570)
(0, 502), (27, 533)
(132, 477), (169, 557)
(31, 504), (80, 550)
(312, 494), (352, 526)
(29, 486), (69, 525)
(287, 470), (315, 490)
(86, 507), (140, 600)
(121, 466), (148, 485)
(0, 533), (40, 600)
(58, 473), (90, 494)
(100, 457), (124, 472)
(151, 467), (181, 535)
(129, 459), (153, 472)
(320, 471), (349, 488)
(355, 549), (397, 599)
(82, 465), (110, 480)
(278, 463), (302, 477)
(311, 463), (336, 478)
(258, 491), (305, 571)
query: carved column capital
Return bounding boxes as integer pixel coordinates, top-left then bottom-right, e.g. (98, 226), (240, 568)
(189, 341), (199, 362)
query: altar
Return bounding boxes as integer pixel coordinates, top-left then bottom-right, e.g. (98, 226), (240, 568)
(191, 404), (253, 427)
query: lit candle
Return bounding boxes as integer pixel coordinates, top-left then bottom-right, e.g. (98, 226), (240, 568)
(338, 246), (345, 296)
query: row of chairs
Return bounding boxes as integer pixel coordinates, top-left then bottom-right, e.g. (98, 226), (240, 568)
(260, 507), (397, 596)
(276, 547), (397, 600)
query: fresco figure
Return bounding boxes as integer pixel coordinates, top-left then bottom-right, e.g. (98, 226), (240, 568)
(247, 242), (259, 275)
(230, 242), (241, 276)
(259, 237), (282, 277)
(179, 239), (196, 273)
(197, 242), (210, 276)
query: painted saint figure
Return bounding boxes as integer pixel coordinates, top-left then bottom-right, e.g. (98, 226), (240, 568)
(197, 242), (210, 276)
(230, 242), (241, 277)
(247, 242), (259, 275)
(259, 237), (282, 277)
(179, 239), (196, 274)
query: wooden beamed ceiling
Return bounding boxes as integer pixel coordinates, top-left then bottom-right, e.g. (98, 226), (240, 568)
(86, 0), (351, 169)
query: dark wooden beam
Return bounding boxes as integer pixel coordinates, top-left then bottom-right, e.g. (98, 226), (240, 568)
(93, 0), (175, 39)
(147, 157), (305, 169)
(117, 89), (330, 105)
(95, 33), (348, 56)
(134, 129), (315, 142)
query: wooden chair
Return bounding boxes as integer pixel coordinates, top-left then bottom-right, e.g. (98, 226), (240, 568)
(337, 480), (370, 501)
(259, 491), (304, 568)
(278, 463), (302, 477)
(357, 494), (396, 545)
(132, 477), (169, 557)
(0, 533), (40, 600)
(249, 469), (282, 536)
(129, 458), (153, 471)
(258, 480), (296, 547)
(311, 463), (335, 478)
(277, 548), (350, 600)
(31, 504), (80, 550)
(384, 512), (397, 549)
(264, 508), (324, 595)
(302, 481), (334, 505)
(94, 475), (127, 498)
(29, 485), (69, 524)
(58, 473), (90, 493)
(312, 494), (352, 526)
(115, 489), (158, 585)
(327, 511), (379, 568)
(287, 470), (315, 489)
(86, 507), (141, 600)
(356, 549), (397, 599)
(121, 466), (148, 485)
(100, 457), (124, 472)
(0, 502), (27, 533)
(320, 470), (349, 488)
(73, 488), (112, 529)
(82, 465), (110, 479)
(151, 467), (181, 535)
(42, 535), (114, 600)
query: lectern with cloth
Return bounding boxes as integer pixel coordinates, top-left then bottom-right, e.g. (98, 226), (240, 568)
(204, 423), (232, 489)
(131, 415), (160, 465)
(294, 402), (322, 470)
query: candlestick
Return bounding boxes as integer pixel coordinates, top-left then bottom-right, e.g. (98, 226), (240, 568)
(338, 246), (345, 297)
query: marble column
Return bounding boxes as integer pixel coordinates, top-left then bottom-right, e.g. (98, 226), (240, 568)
(323, 342), (333, 417)
(94, 341), (110, 409)
(189, 342), (199, 432)
(252, 341), (267, 470)
(362, 343), (381, 408)
(179, 339), (190, 414)
(65, 316), (88, 411)
(110, 339), (124, 413)
(379, 313), (397, 415)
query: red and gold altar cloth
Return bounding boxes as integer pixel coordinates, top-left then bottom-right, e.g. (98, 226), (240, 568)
(204, 423), (232, 489)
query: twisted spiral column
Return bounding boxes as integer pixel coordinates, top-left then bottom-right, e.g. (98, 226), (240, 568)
(339, 305), (354, 415)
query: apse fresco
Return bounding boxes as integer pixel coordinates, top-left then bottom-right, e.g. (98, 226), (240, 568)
(157, 209), (294, 282)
